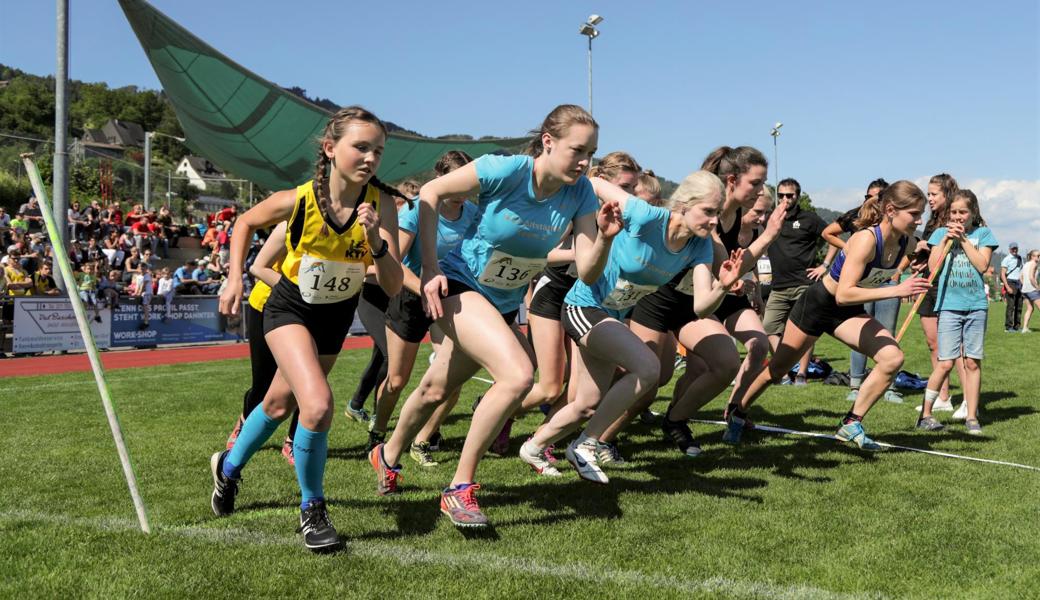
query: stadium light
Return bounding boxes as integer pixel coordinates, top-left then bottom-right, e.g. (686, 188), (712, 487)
(143, 131), (187, 211)
(578, 14), (604, 115)
(770, 122), (783, 201)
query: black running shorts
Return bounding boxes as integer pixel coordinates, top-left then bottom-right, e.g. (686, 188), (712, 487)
(788, 280), (867, 338)
(630, 287), (697, 335)
(561, 303), (613, 342)
(263, 277), (360, 355)
(386, 289), (434, 343)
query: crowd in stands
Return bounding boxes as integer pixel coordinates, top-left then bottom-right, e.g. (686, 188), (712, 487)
(1, 195), (254, 329)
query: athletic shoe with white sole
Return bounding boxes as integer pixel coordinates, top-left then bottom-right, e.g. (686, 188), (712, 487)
(210, 450), (240, 517)
(915, 415), (945, 431)
(441, 483), (489, 528)
(409, 441), (439, 468)
(846, 389), (859, 402)
(965, 418), (983, 435)
(519, 440), (562, 476)
(566, 437), (609, 484)
(368, 444), (402, 496)
(661, 417), (703, 457)
(835, 421), (883, 451)
(344, 405), (370, 425)
(298, 500), (342, 552)
(595, 441), (625, 466)
(882, 390), (905, 404)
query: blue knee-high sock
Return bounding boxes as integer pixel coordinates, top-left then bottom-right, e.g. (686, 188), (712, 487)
(224, 409), (282, 478)
(293, 425), (328, 507)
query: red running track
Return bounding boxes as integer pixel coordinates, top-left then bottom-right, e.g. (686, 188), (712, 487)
(0, 336), (379, 378)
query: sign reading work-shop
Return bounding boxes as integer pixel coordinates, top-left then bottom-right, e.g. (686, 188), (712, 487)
(12, 297), (113, 353)
(109, 297), (243, 347)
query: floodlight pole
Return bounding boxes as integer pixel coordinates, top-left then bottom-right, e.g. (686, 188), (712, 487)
(770, 122), (783, 201)
(144, 131), (185, 210)
(53, 0), (70, 290)
(579, 15), (603, 116)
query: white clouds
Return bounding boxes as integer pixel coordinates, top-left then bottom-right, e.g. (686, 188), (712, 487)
(811, 178), (1040, 252)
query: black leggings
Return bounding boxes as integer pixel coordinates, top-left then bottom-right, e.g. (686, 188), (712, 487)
(350, 283), (389, 411)
(242, 303), (300, 440)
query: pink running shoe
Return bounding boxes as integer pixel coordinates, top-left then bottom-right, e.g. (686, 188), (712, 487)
(226, 415), (244, 450)
(490, 418), (514, 455)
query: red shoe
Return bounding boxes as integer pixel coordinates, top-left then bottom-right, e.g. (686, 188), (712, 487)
(368, 443), (402, 496)
(281, 437), (295, 467)
(490, 418), (514, 455)
(440, 483), (488, 528)
(226, 415), (244, 450)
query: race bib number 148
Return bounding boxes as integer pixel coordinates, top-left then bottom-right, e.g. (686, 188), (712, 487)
(299, 254), (365, 304)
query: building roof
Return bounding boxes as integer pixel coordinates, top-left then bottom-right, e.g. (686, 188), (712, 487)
(181, 155), (226, 178)
(101, 119), (146, 147)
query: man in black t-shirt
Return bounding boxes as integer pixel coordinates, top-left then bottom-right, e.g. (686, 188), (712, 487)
(761, 179), (827, 383)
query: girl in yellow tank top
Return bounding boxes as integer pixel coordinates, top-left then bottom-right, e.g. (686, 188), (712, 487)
(211, 106), (404, 552)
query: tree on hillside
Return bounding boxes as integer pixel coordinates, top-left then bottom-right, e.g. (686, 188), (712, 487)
(0, 77), (54, 137)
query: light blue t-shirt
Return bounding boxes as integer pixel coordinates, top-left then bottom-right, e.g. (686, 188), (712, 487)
(398, 198), (478, 274)
(1001, 253), (1023, 281)
(928, 226), (999, 312)
(440, 154), (599, 313)
(565, 197), (714, 318)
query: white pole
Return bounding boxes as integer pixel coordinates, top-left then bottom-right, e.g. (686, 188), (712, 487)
(52, 0), (70, 290)
(21, 153), (153, 535)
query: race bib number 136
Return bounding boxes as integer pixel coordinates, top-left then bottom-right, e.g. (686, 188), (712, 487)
(478, 250), (546, 290)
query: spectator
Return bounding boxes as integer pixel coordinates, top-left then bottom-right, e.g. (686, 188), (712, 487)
(108, 202), (124, 230)
(201, 222), (221, 252)
(134, 263), (154, 329)
(1001, 242), (1024, 332)
(85, 237), (104, 266)
(76, 262), (103, 323)
(125, 203), (146, 230)
(68, 200), (90, 240)
(32, 261), (61, 295)
(217, 220), (232, 263)
(132, 215), (157, 254)
(156, 266), (174, 322)
(193, 261), (221, 295)
(10, 212), (29, 237)
(761, 178), (828, 385)
(98, 269), (122, 308)
(173, 259), (202, 295)
(66, 239), (85, 272)
(1021, 249), (1039, 333)
(102, 230), (126, 268)
(122, 247), (143, 284)
(0, 207), (10, 246)
(141, 249), (155, 271)
(3, 252), (34, 296)
(18, 196), (44, 232)
(155, 205), (177, 253)
(214, 204), (238, 225)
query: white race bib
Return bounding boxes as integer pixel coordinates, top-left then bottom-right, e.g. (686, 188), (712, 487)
(602, 278), (659, 311)
(675, 270), (695, 296)
(478, 250), (546, 290)
(298, 254), (365, 304)
(860, 268), (896, 290)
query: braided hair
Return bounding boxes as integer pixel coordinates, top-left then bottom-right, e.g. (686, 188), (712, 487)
(312, 106), (409, 236)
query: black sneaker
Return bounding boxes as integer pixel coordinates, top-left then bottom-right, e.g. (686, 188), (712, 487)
(210, 450), (240, 516)
(365, 429), (386, 453)
(661, 418), (702, 457)
(428, 430), (443, 452)
(298, 500), (342, 552)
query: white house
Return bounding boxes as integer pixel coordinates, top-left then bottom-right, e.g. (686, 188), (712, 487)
(176, 155), (226, 191)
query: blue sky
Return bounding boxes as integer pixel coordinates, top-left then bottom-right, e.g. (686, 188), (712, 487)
(3, 0), (1038, 248)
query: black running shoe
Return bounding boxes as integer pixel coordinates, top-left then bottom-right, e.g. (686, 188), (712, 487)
(298, 500), (342, 552)
(428, 430), (443, 452)
(365, 429), (386, 453)
(661, 418), (702, 457)
(210, 450), (240, 516)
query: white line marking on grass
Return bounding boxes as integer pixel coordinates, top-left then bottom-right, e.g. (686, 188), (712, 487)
(694, 419), (1040, 473)
(1, 509), (884, 600)
(471, 375), (494, 385)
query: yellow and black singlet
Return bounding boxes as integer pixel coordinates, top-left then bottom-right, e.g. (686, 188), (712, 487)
(247, 258), (281, 312)
(281, 180), (380, 305)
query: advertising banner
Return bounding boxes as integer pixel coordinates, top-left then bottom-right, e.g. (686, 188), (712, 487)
(12, 297), (113, 353)
(109, 296), (243, 347)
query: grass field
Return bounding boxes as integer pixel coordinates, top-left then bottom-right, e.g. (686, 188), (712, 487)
(2, 303), (1038, 599)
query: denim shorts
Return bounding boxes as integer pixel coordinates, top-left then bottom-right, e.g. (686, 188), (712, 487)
(937, 309), (987, 361)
